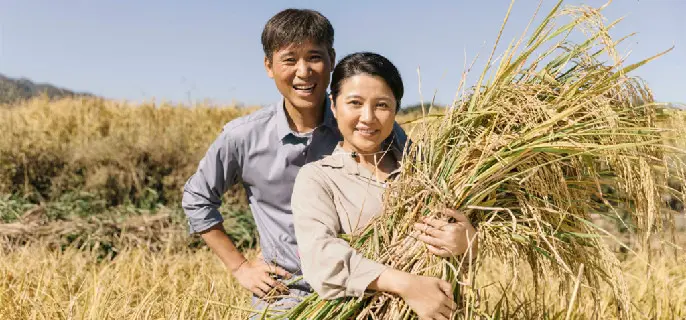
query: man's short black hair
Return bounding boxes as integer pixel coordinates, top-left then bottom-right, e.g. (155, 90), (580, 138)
(261, 9), (334, 62)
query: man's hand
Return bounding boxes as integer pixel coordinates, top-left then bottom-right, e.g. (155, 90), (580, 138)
(414, 208), (478, 258)
(232, 259), (292, 298)
(199, 225), (291, 297)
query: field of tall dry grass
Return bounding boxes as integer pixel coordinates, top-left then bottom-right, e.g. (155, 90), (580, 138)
(0, 97), (255, 207)
(0, 96), (684, 319)
(1, 243), (683, 319)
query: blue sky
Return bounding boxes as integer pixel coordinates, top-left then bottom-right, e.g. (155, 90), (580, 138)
(0, 0), (683, 107)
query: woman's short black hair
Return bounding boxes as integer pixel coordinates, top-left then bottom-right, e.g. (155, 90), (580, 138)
(330, 52), (403, 111)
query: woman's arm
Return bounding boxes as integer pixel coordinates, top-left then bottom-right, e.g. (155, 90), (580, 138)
(292, 165), (457, 319)
(292, 165), (388, 299)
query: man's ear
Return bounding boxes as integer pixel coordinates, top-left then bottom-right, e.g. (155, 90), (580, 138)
(329, 94), (337, 119)
(329, 49), (336, 71)
(264, 56), (274, 79)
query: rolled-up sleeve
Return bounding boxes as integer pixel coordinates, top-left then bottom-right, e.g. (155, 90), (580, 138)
(292, 165), (388, 300)
(182, 124), (240, 234)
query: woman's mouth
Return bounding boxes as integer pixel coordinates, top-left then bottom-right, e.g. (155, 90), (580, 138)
(355, 128), (379, 137)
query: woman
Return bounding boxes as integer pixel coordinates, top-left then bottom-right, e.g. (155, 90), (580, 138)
(292, 52), (478, 320)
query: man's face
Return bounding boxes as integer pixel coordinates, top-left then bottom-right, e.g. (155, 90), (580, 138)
(265, 40), (335, 112)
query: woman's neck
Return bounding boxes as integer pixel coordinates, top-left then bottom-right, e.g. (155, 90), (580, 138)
(341, 141), (397, 180)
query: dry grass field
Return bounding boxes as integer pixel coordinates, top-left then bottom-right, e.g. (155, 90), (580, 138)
(1, 96), (685, 319)
(2, 1), (686, 315)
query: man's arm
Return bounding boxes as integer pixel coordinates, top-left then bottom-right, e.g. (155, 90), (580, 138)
(182, 125), (289, 298)
(182, 125), (244, 266)
(200, 224), (248, 272)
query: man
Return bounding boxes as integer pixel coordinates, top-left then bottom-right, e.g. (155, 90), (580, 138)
(182, 8), (371, 305)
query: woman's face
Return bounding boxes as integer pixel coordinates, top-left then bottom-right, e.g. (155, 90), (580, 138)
(331, 74), (397, 154)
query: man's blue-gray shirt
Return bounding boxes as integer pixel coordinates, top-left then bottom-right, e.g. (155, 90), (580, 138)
(181, 99), (407, 286)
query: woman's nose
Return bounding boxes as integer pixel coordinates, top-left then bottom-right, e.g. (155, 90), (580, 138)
(359, 105), (375, 122)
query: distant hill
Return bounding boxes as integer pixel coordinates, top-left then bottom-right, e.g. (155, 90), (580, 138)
(0, 73), (94, 104)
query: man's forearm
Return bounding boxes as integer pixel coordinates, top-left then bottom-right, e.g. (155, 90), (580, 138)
(200, 223), (247, 272)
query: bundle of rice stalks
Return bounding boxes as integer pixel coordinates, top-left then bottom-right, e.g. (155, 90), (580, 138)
(273, 1), (682, 319)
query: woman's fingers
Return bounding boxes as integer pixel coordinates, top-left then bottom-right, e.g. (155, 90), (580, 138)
(426, 244), (451, 257)
(442, 209), (469, 222)
(439, 300), (457, 319)
(434, 314), (449, 320)
(421, 217), (450, 230)
(414, 222), (449, 238)
(417, 233), (447, 248)
(438, 281), (457, 318)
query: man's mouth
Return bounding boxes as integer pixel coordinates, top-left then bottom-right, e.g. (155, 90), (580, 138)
(293, 84), (316, 94)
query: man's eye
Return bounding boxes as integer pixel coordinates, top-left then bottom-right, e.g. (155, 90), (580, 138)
(310, 55), (322, 61)
(377, 103), (389, 109)
(284, 58), (296, 64)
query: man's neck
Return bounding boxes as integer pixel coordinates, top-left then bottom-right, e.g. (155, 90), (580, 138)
(284, 100), (325, 133)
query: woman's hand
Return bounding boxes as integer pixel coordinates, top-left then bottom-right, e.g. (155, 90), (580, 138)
(396, 274), (457, 320)
(414, 208), (478, 258)
(370, 269), (456, 320)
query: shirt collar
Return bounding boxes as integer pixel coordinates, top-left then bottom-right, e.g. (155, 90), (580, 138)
(275, 97), (336, 141)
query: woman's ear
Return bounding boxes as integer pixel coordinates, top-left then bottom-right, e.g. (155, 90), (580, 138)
(329, 94), (337, 119)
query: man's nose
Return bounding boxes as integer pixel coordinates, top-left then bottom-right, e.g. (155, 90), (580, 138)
(296, 60), (311, 78)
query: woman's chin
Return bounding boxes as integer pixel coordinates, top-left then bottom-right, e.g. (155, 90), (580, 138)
(348, 142), (382, 154)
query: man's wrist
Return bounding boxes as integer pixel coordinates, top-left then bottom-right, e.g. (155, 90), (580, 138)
(230, 258), (248, 273)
